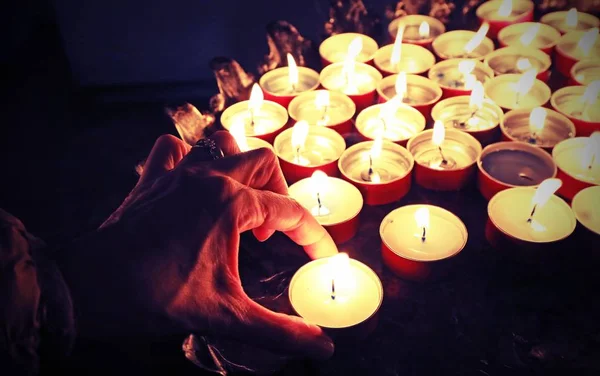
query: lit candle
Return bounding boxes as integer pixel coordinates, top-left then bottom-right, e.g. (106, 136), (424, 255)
(484, 47), (552, 82)
(500, 107), (576, 150)
(497, 22), (561, 54)
(571, 185), (600, 236)
(484, 70), (552, 111)
(475, 0), (535, 39)
(288, 171), (364, 244)
(431, 81), (504, 145)
(274, 120), (346, 184)
(259, 53), (320, 108)
(429, 58), (495, 98)
(288, 90), (356, 135)
(373, 26), (436, 76)
(376, 72), (442, 121)
(552, 133), (600, 200)
(541, 8), (600, 35)
(338, 137), (414, 205)
(432, 23), (495, 60)
(220, 83), (289, 144)
(555, 28), (600, 77)
(570, 59), (600, 86)
(288, 253), (383, 335)
(388, 15), (445, 48)
(355, 100), (426, 145)
(319, 33), (379, 66)
(229, 121), (274, 152)
(551, 82), (600, 137)
(408, 120), (483, 191)
(380, 204), (468, 281)
(477, 141), (557, 200)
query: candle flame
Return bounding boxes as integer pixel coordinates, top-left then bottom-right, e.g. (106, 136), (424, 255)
(529, 107), (547, 135)
(394, 71), (408, 100)
(516, 58), (533, 72)
(465, 23), (490, 54)
(582, 132), (600, 169)
(414, 207), (430, 230)
(379, 98), (399, 121)
(291, 120), (309, 151)
(391, 26), (405, 66)
(519, 23), (541, 47)
(248, 83), (264, 113)
(459, 60), (477, 90)
(328, 253), (353, 293)
(432, 120), (446, 146)
(515, 69), (538, 97)
(371, 132), (384, 160)
(315, 90), (330, 108)
(419, 21), (430, 39)
(566, 8), (578, 28)
(577, 28), (599, 57)
(469, 81), (485, 109)
(287, 53), (298, 89)
(531, 178), (562, 210)
(342, 37), (363, 89)
(230, 121), (249, 152)
(581, 80), (600, 105)
(348, 36), (363, 59)
(310, 170), (329, 196)
(497, 0), (513, 17)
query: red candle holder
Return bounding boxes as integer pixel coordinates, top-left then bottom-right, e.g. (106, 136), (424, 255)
(388, 15), (445, 49)
(259, 66), (320, 108)
(541, 10), (600, 35)
(220, 99), (288, 145)
(497, 22), (561, 55)
(338, 140), (414, 206)
(355, 103), (426, 147)
(319, 33), (378, 67)
(555, 29), (600, 78)
(373, 43), (436, 77)
(376, 73), (442, 122)
(484, 47), (552, 82)
(552, 137), (600, 201)
(407, 128), (482, 191)
(477, 141), (557, 201)
(428, 59), (495, 99)
(570, 59), (600, 86)
(319, 62), (382, 112)
(475, 0), (534, 40)
(551, 85), (600, 137)
(432, 30), (495, 61)
(288, 90), (356, 136)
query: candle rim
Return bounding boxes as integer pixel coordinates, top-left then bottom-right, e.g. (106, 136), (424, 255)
(570, 59), (600, 86)
(475, 0), (534, 20)
(319, 61), (383, 93)
(288, 89), (356, 125)
(429, 58), (495, 91)
(571, 185), (600, 235)
(552, 136), (600, 184)
(500, 108), (576, 148)
(551, 85), (600, 124)
(273, 124), (346, 165)
(373, 43), (436, 75)
(388, 14), (446, 40)
(259, 66), (320, 96)
(319, 32), (379, 64)
(497, 22), (561, 50)
(407, 128), (483, 170)
(540, 10), (600, 34)
(484, 46), (552, 75)
(220, 99), (289, 135)
(355, 102), (426, 142)
(432, 30), (495, 60)
(556, 29), (600, 59)
(377, 73), (443, 105)
(431, 95), (504, 133)
(483, 73), (551, 111)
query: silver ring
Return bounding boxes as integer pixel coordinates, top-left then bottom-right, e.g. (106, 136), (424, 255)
(192, 138), (224, 160)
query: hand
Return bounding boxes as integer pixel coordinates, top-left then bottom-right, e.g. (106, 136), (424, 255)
(57, 132), (337, 360)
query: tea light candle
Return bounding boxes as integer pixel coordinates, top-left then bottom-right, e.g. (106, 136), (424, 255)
(541, 8), (600, 35)
(570, 59), (600, 86)
(338, 137), (414, 205)
(408, 121), (483, 191)
(380, 205), (468, 281)
(220, 84), (289, 144)
(555, 28), (600, 77)
(484, 47), (552, 82)
(571, 186), (600, 236)
(376, 72), (443, 121)
(274, 121), (346, 184)
(288, 171), (363, 244)
(288, 253), (383, 335)
(259, 53), (320, 108)
(288, 90), (356, 135)
(483, 71), (552, 111)
(477, 141), (557, 200)
(319, 33), (379, 66)
(487, 179), (576, 245)
(429, 58), (494, 98)
(552, 133), (600, 200)
(229, 122), (274, 152)
(476, 0), (535, 39)
(373, 28), (436, 76)
(431, 82), (504, 145)
(355, 101), (426, 146)
(432, 24), (495, 60)
(551, 84), (600, 136)
(388, 15), (445, 48)
(500, 107), (576, 151)
(497, 22), (561, 54)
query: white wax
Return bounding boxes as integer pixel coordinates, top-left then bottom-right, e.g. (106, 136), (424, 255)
(320, 62), (380, 95)
(245, 137), (274, 152)
(319, 33), (378, 64)
(413, 140), (476, 170)
(432, 31), (494, 59)
(289, 257), (383, 328)
(326, 51), (372, 63)
(260, 66), (319, 95)
(374, 44), (435, 75)
(288, 90), (355, 127)
(356, 104), (426, 142)
(380, 204), (467, 261)
(557, 30), (600, 60)
(572, 186), (600, 235)
(488, 187), (576, 242)
(274, 126), (346, 167)
(553, 138), (600, 184)
(476, 0), (533, 21)
(484, 76), (550, 110)
(572, 60), (600, 85)
(221, 100), (288, 136)
(555, 96), (600, 123)
(432, 97), (503, 132)
(288, 177), (363, 226)
(541, 11), (600, 34)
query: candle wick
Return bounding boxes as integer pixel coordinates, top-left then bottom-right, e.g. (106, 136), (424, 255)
(317, 192), (322, 216)
(581, 102), (590, 118)
(320, 105), (329, 123)
(438, 146), (448, 165)
(295, 146), (301, 164)
(331, 279), (336, 300)
(527, 204), (537, 223)
(589, 154), (596, 170)
(515, 92), (521, 107)
(249, 109), (255, 127)
(421, 226), (426, 242)
(380, 116), (387, 132)
(368, 154), (374, 177)
(460, 109), (479, 127)
(291, 83), (297, 93)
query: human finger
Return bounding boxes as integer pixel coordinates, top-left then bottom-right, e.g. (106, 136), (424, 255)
(139, 134), (190, 185)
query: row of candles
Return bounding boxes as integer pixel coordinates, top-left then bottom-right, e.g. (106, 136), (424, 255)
(214, 1), (600, 335)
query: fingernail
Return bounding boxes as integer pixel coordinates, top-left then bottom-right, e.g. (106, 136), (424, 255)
(314, 335), (335, 360)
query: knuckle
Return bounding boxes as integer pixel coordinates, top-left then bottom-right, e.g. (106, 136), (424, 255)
(155, 134), (180, 148)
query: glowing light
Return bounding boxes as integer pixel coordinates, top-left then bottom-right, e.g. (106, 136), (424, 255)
(432, 120), (446, 146)
(291, 120), (309, 152)
(531, 178), (562, 210)
(469, 81), (485, 109)
(514, 69), (538, 97)
(465, 23), (490, 54)
(497, 0), (513, 17)
(287, 53), (298, 90)
(248, 83), (264, 114)
(230, 121), (249, 152)
(582, 132), (600, 169)
(414, 207), (430, 231)
(342, 37), (363, 93)
(529, 107), (547, 135)
(458, 59), (477, 90)
(391, 26), (405, 66)
(516, 58), (533, 72)
(566, 8), (578, 28)
(577, 28), (599, 57)
(315, 90), (330, 108)
(419, 21), (430, 39)
(581, 80), (600, 105)
(394, 71), (408, 101)
(519, 23), (541, 47)
(327, 253), (354, 294)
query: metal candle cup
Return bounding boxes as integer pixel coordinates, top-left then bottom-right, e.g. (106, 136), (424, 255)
(355, 103), (426, 146)
(338, 141), (414, 206)
(483, 74), (551, 112)
(220, 100), (288, 144)
(484, 47), (552, 82)
(555, 30), (600, 77)
(429, 59), (494, 99)
(319, 62), (382, 112)
(432, 30), (495, 61)
(380, 205), (468, 282)
(541, 10), (600, 35)
(376, 74), (443, 122)
(319, 33), (379, 67)
(570, 59), (600, 86)
(274, 125), (346, 184)
(497, 22), (561, 55)
(288, 175), (363, 244)
(259, 66), (320, 108)
(288, 90), (356, 135)
(388, 15), (445, 48)
(431, 95), (504, 145)
(407, 129), (483, 191)
(500, 108), (576, 151)
(475, 0), (534, 39)
(571, 186), (600, 236)
(373, 43), (435, 76)
(551, 86), (600, 136)
(477, 141), (557, 200)
(552, 137), (600, 200)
